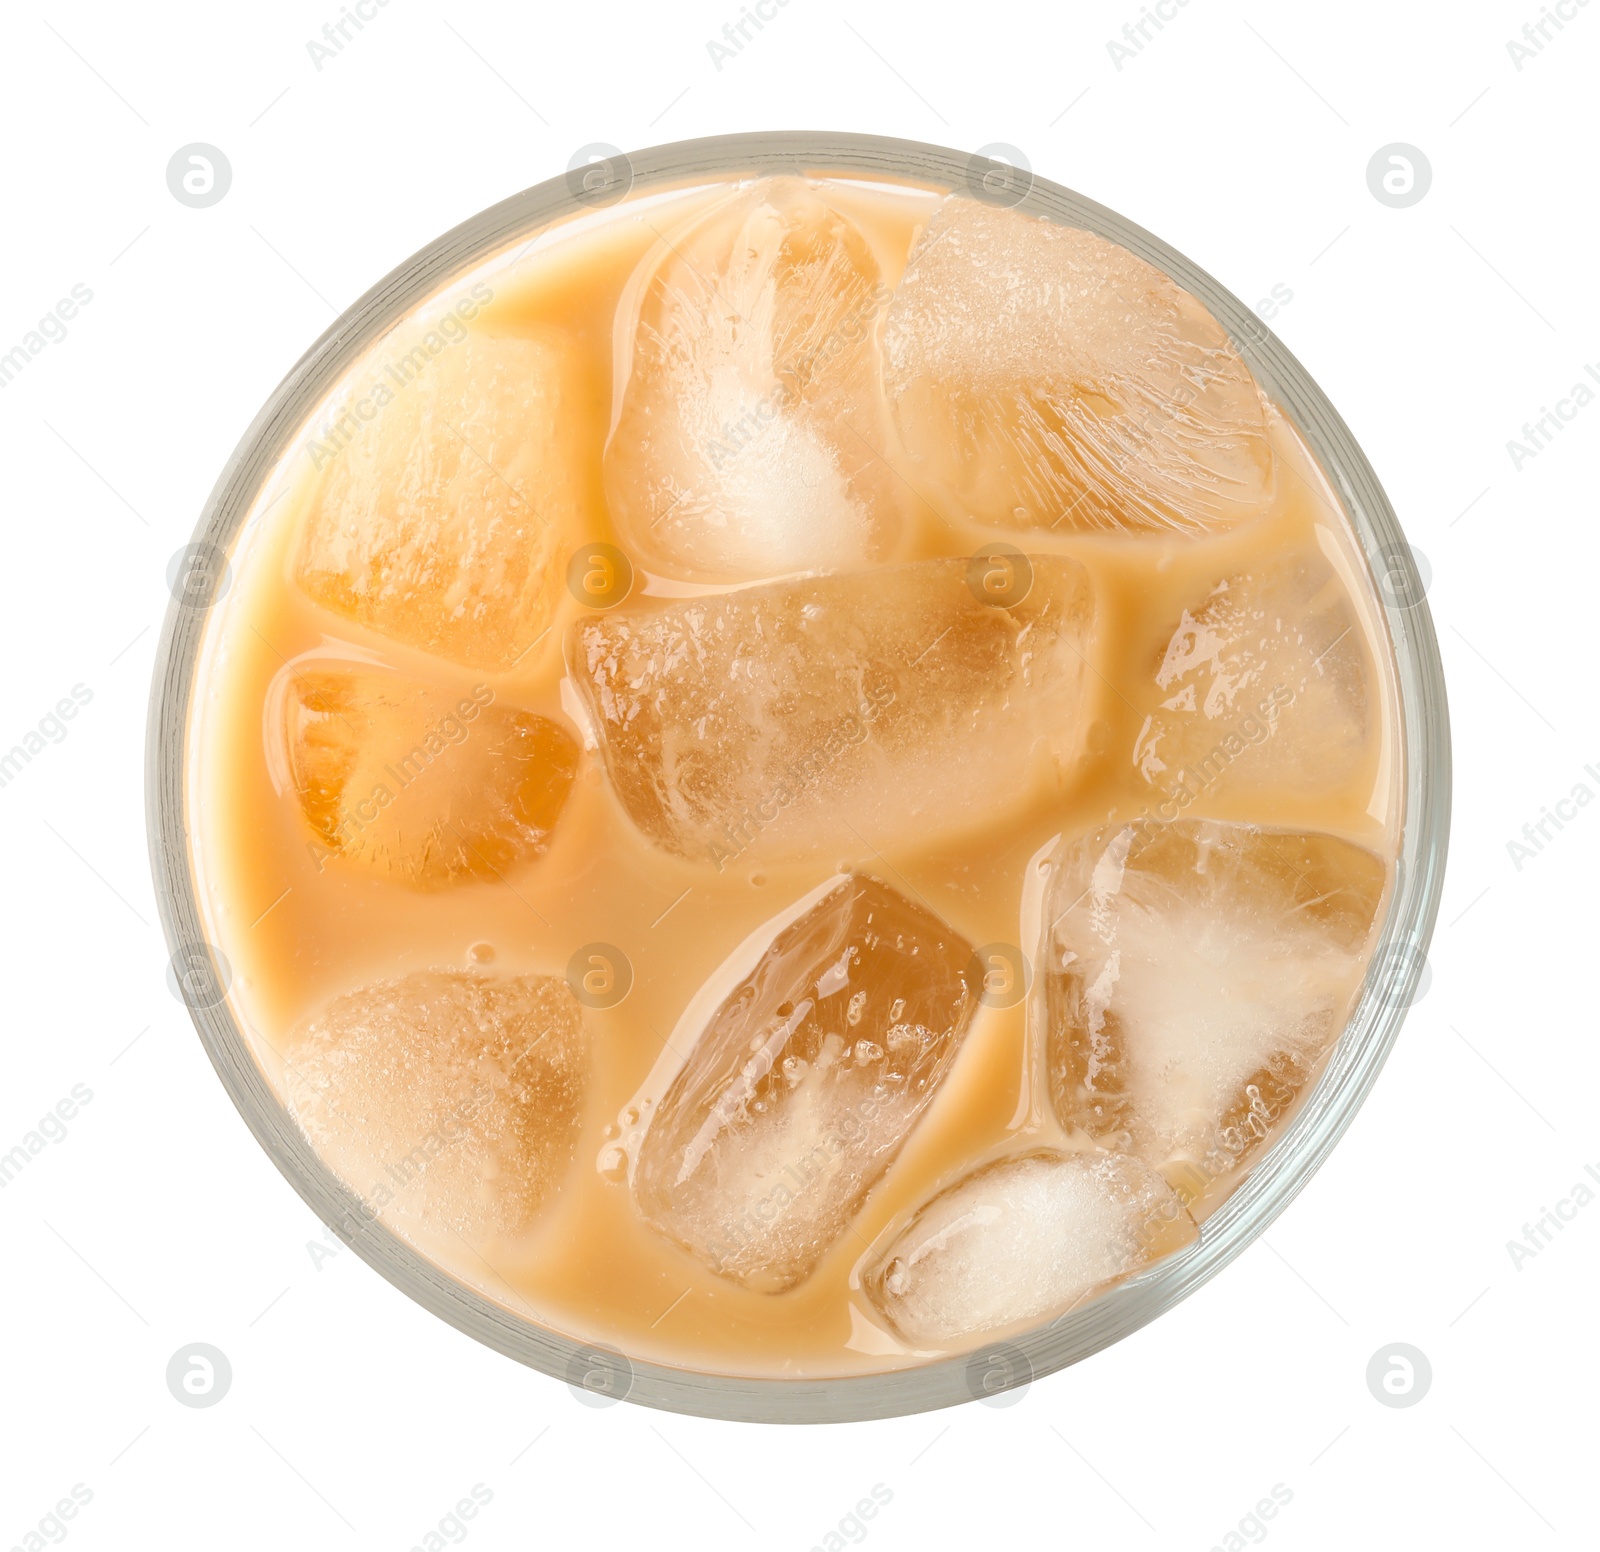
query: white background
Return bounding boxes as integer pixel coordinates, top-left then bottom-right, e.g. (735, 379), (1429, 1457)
(1, 0), (1594, 1547)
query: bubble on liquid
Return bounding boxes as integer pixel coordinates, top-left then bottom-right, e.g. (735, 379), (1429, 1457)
(470, 942), (495, 964)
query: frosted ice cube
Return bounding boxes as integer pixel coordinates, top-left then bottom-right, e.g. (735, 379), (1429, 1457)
(568, 556), (1093, 864)
(633, 874), (977, 1292)
(883, 199), (1274, 535)
(605, 177), (900, 581)
(286, 971), (587, 1239)
(1130, 547), (1372, 798)
(865, 1149), (1197, 1346)
(283, 667), (577, 887)
(294, 328), (584, 670)
(1042, 820), (1385, 1183)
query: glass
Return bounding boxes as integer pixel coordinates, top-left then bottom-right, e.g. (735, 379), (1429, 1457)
(146, 132), (1450, 1422)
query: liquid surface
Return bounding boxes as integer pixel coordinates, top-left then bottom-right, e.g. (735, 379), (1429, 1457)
(190, 176), (1400, 1378)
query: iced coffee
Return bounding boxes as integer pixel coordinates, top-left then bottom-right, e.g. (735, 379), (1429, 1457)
(189, 173), (1398, 1375)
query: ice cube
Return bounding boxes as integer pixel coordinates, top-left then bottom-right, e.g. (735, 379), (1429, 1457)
(1042, 820), (1386, 1183)
(605, 177), (900, 581)
(283, 666), (578, 887)
(286, 971), (587, 1239)
(294, 328), (584, 670)
(568, 555), (1093, 865)
(865, 1149), (1197, 1346)
(882, 198), (1274, 535)
(1130, 546), (1372, 798)
(632, 874), (977, 1291)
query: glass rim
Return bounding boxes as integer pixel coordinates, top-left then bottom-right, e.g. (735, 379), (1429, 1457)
(146, 130), (1451, 1424)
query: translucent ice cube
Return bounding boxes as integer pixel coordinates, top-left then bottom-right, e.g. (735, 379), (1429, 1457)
(883, 199), (1274, 535)
(865, 1150), (1197, 1346)
(605, 177), (900, 581)
(294, 328), (584, 670)
(568, 556), (1093, 865)
(283, 667), (577, 887)
(633, 874), (977, 1291)
(1130, 546), (1372, 798)
(286, 971), (587, 1239)
(1042, 820), (1385, 1183)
